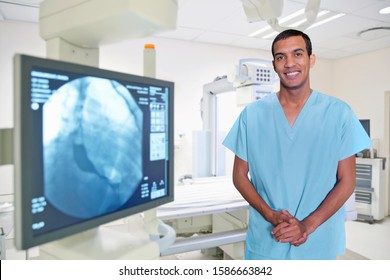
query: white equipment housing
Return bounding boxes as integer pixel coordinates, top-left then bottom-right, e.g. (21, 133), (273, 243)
(39, 0), (177, 66)
(40, 0), (177, 47)
(234, 58), (278, 106)
(193, 59), (278, 179)
(240, 0), (321, 32)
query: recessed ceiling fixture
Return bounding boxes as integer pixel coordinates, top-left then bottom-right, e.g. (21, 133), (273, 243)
(379, 6), (390, 14)
(357, 26), (390, 40)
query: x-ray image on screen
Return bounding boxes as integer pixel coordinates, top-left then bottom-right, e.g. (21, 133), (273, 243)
(14, 54), (174, 250)
(43, 77), (143, 218)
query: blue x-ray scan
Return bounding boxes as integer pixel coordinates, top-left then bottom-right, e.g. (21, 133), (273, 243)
(43, 77), (143, 218)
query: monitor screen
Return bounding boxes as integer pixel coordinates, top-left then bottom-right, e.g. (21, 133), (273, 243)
(359, 119), (370, 138)
(13, 54), (174, 250)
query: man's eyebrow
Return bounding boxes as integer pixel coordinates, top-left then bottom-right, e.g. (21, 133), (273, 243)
(294, 48), (306, 53)
(274, 52), (284, 57)
(274, 48), (306, 57)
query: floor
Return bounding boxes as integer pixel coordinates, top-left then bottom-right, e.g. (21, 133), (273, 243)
(161, 216), (390, 260)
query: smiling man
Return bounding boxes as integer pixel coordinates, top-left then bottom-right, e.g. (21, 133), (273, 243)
(223, 29), (371, 259)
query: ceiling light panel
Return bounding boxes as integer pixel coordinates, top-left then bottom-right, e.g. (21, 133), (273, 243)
(379, 7), (390, 14)
(349, 0), (390, 23)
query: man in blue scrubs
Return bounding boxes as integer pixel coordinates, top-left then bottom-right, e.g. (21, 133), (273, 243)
(223, 29), (371, 259)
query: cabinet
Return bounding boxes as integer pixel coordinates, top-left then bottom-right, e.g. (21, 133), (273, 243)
(355, 158), (386, 223)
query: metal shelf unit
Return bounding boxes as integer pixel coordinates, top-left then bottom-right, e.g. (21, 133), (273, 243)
(355, 158), (386, 223)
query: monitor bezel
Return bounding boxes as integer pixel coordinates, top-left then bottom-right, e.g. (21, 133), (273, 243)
(14, 54), (174, 250)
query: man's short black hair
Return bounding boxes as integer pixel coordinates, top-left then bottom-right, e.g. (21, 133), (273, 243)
(271, 29), (312, 57)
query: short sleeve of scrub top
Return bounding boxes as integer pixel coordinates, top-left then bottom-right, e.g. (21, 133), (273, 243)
(223, 91), (371, 260)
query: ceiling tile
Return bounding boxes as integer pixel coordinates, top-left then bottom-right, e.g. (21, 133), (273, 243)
(313, 36), (365, 50)
(307, 14), (384, 43)
(229, 36), (271, 50)
(351, 0), (390, 23)
(292, 0), (375, 13)
(194, 31), (242, 45)
(157, 27), (204, 41)
(210, 9), (267, 36)
(0, 2), (38, 22)
(177, 0), (241, 30)
(341, 34), (390, 54)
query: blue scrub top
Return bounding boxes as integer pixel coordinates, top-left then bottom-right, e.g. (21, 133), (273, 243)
(223, 91), (371, 259)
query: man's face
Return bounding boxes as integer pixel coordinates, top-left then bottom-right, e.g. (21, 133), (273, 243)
(272, 36), (315, 91)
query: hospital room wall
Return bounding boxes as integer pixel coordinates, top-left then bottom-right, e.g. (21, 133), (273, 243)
(333, 48), (390, 215)
(333, 48), (390, 155)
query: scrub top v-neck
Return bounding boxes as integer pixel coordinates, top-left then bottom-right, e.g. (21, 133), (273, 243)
(273, 91), (314, 140)
(223, 90), (371, 260)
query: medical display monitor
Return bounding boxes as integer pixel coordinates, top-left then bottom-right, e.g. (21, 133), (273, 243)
(359, 119), (370, 137)
(14, 54), (174, 250)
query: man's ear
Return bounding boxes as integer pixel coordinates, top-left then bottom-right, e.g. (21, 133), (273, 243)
(309, 54), (316, 69)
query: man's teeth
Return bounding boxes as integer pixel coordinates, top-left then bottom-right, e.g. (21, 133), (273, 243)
(286, 72), (299, 76)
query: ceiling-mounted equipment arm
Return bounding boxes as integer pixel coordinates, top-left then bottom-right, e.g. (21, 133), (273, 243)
(241, 0), (321, 32)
